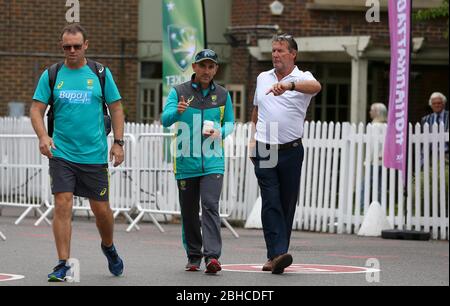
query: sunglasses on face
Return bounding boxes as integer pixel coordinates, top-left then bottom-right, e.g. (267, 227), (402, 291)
(62, 44), (83, 51)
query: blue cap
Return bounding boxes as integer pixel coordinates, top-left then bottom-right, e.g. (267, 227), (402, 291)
(194, 49), (218, 64)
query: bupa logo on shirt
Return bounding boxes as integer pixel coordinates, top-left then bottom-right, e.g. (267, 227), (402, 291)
(59, 90), (92, 105)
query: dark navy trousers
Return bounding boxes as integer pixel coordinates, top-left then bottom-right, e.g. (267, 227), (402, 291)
(253, 143), (304, 260)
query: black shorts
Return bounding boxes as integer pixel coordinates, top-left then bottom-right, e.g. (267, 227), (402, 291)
(49, 157), (109, 201)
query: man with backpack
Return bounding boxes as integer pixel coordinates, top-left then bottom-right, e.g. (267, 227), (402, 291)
(30, 24), (125, 282)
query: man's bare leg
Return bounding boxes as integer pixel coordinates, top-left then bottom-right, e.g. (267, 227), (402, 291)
(53, 192), (74, 260)
(89, 199), (123, 276)
(89, 199), (114, 247)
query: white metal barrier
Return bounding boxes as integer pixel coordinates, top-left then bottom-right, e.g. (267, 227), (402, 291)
(126, 125), (239, 238)
(1, 118), (448, 240)
(34, 134), (138, 227)
(126, 129), (178, 233)
(0, 117), (34, 134)
(0, 134), (51, 225)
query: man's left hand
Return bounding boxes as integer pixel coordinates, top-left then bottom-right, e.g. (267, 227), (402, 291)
(110, 144), (124, 167)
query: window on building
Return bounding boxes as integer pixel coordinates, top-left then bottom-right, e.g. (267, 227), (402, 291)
(310, 63), (351, 123)
(226, 84), (246, 122)
(140, 62), (163, 123)
(140, 82), (163, 124)
(141, 61), (162, 79)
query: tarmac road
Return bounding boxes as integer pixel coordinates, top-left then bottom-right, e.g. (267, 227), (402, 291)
(0, 208), (448, 287)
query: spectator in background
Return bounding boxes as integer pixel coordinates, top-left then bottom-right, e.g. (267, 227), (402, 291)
(369, 102), (387, 125)
(360, 103), (387, 211)
(421, 92), (449, 133)
(421, 92), (449, 159)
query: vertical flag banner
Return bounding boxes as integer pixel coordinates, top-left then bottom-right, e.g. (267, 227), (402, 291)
(384, 0), (411, 185)
(162, 0), (206, 104)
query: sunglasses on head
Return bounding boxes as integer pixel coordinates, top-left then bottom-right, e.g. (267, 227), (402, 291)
(62, 44), (83, 51)
(274, 34), (294, 41)
(273, 34), (298, 52)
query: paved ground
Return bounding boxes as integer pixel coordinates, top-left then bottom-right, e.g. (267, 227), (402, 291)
(0, 208), (448, 287)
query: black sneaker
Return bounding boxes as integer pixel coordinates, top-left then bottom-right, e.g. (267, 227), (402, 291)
(185, 257), (202, 272)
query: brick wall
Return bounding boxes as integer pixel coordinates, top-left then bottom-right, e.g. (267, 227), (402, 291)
(231, 0), (449, 122)
(371, 62), (449, 124)
(0, 0), (139, 121)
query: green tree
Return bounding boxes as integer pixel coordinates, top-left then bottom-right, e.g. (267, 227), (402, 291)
(414, 0), (449, 39)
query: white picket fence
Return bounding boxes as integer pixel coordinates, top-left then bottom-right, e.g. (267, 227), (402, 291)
(0, 117), (448, 240)
(295, 121), (448, 241)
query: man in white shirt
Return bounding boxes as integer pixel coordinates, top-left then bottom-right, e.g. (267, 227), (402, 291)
(250, 34), (321, 274)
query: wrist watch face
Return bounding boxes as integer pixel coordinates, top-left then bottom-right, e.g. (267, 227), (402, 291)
(115, 139), (125, 146)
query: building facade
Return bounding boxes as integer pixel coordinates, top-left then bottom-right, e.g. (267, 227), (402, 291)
(230, 0), (449, 124)
(0, 0), (139, 121)
(0, 0), (448, 124)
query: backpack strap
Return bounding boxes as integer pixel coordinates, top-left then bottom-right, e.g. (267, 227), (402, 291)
(47, 62), (64, 106)
(86, 59), (108, 115)
(46, 62), (64, 137)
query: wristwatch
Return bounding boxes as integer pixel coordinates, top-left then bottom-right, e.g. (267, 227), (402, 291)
(114, 139), (125, 147)
(290, 81), (296, 91)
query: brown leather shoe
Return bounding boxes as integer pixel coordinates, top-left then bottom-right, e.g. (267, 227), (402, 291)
(271, 253), (293, 274)
(262, 260), (272, 272)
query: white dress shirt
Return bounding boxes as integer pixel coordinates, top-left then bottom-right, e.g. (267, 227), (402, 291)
(253, 66), (317, 144)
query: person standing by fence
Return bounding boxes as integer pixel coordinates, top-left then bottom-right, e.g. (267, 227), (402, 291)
(421, 92), (449, 158)
(250, 34), (321, 274)
(161, 49), (235, 274)
(30, 24), (125, 282)
(360, 102), (388, 210)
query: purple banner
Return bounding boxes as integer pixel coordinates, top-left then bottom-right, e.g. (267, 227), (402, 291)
(384, 0), (411, 185)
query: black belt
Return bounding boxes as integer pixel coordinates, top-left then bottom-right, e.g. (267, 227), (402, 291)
(257, 138), (302, 151)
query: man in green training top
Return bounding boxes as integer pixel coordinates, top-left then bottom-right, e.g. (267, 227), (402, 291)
(162, 49), (234, 274)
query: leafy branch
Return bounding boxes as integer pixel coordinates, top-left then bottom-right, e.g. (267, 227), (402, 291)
(414, 0), (449, 39)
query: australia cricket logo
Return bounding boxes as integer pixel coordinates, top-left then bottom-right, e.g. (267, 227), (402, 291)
(168, 25), (197, 71)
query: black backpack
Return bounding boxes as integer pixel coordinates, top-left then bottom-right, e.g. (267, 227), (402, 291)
(46, 58), (112, 137)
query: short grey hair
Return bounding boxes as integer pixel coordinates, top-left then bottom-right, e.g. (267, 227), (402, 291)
(428, 92), (447, 106)
(370, 103), (387, 123)
(61, 23), (88, 42)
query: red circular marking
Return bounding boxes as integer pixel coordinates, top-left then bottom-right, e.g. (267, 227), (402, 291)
(0, 273), (25, 282)
(222, 264), (379, 274)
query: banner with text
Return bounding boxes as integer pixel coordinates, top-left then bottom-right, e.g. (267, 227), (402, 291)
(384, 0), (411, 185)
